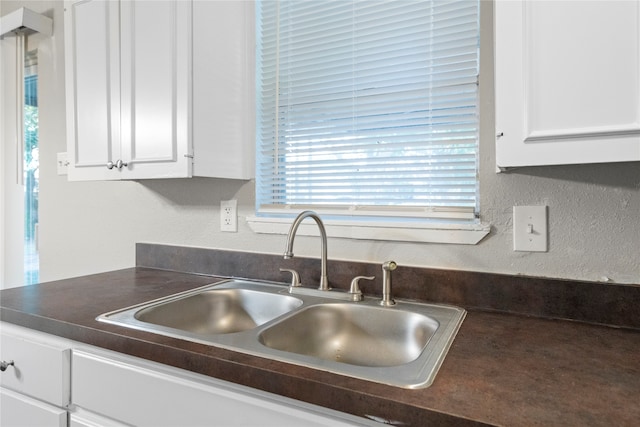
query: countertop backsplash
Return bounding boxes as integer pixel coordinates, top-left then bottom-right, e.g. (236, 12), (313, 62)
(137, 243), (640, 330)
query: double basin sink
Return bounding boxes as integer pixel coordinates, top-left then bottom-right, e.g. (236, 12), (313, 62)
(98, 279), (465, 388)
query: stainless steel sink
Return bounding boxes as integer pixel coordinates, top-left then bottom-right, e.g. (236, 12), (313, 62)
(98, 279), (465, 388)
(258, 304), (438, 367)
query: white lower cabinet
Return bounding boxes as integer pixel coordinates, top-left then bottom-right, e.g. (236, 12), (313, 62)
(0, 388), (67, 427)
(71, 348), (374, 426)
(0, 323), (71, 427)
(0, 322), (376, 426)
(69, 408), (128, 427)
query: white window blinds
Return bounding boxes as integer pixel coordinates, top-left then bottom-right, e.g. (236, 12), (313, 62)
(256, 0), (479, 221)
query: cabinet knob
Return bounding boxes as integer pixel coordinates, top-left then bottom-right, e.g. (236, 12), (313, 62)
(106, 160), (129, 170)
(0, 360), (14, 372)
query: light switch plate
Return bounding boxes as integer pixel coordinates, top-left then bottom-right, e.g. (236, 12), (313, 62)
(513, 206), (548, 252)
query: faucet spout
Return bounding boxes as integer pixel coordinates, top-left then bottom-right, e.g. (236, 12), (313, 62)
(284, 211), (329, 291)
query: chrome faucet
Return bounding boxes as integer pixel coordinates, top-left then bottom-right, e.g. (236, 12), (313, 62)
(284, 211), (329, 291)
(380, 261), (397, 306)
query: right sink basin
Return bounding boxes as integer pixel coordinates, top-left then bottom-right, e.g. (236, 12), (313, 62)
(257, 298), (466, 388)
(258, 303), (439, 367)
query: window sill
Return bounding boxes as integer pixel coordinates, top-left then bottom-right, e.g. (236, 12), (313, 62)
(246, 216), (490, 245)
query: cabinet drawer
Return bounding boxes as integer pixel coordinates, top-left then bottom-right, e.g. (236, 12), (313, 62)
(0, 325), (71, 407)
(70, 408), (128, 427)
(72, 350), (369, 426)
(1, 388), (67, 427)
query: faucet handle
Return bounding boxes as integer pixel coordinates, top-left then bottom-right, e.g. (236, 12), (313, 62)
(348, 276), (375, 302)
(279, 268), (301, 288)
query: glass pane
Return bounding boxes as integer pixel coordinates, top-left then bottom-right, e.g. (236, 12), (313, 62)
(24, 50), (39, 285)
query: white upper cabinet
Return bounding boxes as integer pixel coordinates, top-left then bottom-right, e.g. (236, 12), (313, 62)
(495, 1), (640, 170)
(192, 1), (255, 179)
(65, 0), (120, 181)
(64, 0), (254, 181)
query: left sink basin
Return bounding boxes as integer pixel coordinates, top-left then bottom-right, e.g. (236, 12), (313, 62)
(98, 280), (303, 336)
(135, 288), (302, 334)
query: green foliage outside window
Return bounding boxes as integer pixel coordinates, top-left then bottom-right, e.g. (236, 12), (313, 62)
(24, 104), (38, 242)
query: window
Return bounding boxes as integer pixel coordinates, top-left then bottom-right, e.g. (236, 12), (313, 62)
(0, 43), (39, 287)
(24, 50), (39, 284)
(253, 0), (486, 243)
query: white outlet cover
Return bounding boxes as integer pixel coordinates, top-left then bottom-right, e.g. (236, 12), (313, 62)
(513, 206), (548, 252)
(220, 199), (238, 232)
(57, 152), (68, 175)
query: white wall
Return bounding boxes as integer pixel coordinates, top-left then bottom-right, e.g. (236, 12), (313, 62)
(1, 1), (638, 287)
(0, 21), (5, 285)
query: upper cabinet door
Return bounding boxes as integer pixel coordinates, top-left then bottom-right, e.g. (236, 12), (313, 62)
(65, 0), (254, 181)
(65, 0), (121, 181)
(119, 0), (192, 179)
(495, 1), (640, 170)
(65, 0), (192, 181)
(192, 0), (255, 180)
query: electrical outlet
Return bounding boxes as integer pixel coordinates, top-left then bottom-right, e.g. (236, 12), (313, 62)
(220, 199), (238, 232)
(57, 152), (69, 175)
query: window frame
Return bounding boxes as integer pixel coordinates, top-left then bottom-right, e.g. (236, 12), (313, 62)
(250, 0), (488, 244)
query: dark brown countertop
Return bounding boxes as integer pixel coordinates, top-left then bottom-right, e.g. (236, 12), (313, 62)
(1, 267), (639, 426)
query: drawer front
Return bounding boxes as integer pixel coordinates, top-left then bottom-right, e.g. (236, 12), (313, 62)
(1, 387), (67, 427)
(70, 408), (129, 427)
(0, 325), (71, 407)
(72, 350), (369, 427)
